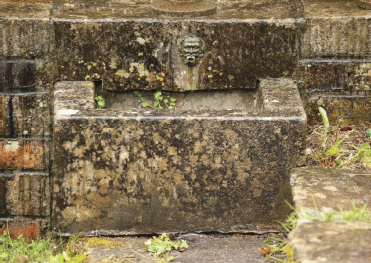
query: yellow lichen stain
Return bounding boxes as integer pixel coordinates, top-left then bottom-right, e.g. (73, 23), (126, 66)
(115, 70), (129, 78)
(138, 52), (143, 56)
(137, 37), (146, 44)
(109, 58), (117, 69)
(152, 133), (162, 143)
(92, 62), (97, 67)
(83, 237), (124, 248)
(168, 146), (177, 156)
(87, 65), (91, 70)
(85, 75), (90, 80)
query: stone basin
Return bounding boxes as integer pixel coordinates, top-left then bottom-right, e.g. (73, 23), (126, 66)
(53, 78), (306, 236)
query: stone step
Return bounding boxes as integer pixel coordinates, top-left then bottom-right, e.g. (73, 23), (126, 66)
(289, 167), (371, 263)
(81, 234), (265, 263)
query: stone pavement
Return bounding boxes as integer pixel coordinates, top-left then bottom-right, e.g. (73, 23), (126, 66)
(289, 167), (371, 263)
(83, 234), (266, 263)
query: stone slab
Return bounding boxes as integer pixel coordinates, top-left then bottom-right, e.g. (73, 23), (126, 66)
(289, 220), (371, 263)
(2, 3), (51, 58)
(52, 80), (306, 235)
(290, 167), (371, 214)
(54, 20), (300, 91)
(301, 2), (371, 59)
(297, 61), (371, 93)
(82, 234), (265, 263)
(0, 171), (50, 217)
(0, 92), (50, 137)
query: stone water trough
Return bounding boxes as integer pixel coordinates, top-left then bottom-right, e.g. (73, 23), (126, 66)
(53, 79), (306, 235)
(50, 0), (310, 236)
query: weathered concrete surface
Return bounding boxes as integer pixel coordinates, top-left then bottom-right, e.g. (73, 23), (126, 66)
(290, 167), (371, 214)
(53, 79), (306, 235)
(0, 171), (50, 217)
(81, 234), (265, 263)
(289, 220), (371, 263)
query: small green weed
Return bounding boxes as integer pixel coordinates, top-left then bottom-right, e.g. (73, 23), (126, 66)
(262, 202), (371, 262)
(134, 90), (176, 110)
(95, 82), (105, 109)
(308, 107), (371, 169)
(95, 96), (105, 109)
(0, 226), (86, 263)
(144, 233), (188, 262)
(366, 128), (371, 138)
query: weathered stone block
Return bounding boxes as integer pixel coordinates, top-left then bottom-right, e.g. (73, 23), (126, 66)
(0, 58), (55, 92)
(290, 167), (371, 214)
(301, 2), (371, 58)
(2, 3), (51, 58)
(0, 92), (50, 137)
(0, 171), (50, 217)
(0, 139), (50, 169)
(297, 62), (371, 92)
(307, 93), (371, 125)
(289, 168), (371, 263)
(289, 220), (371, 263)
(0, 96), (5, 136)
(54, 19), (300, 91)
(53, 80), (306, 235)
(0, 218), (49, 241)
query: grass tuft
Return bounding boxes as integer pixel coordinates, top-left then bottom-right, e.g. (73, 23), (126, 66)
(0, 225), (86, 263)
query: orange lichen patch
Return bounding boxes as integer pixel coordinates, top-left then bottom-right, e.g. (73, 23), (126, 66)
(0, 140), (46, 169)
(0, 220), (40, 241)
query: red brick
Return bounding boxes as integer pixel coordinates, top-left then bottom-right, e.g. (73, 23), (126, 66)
(0, 218), (48, 241)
